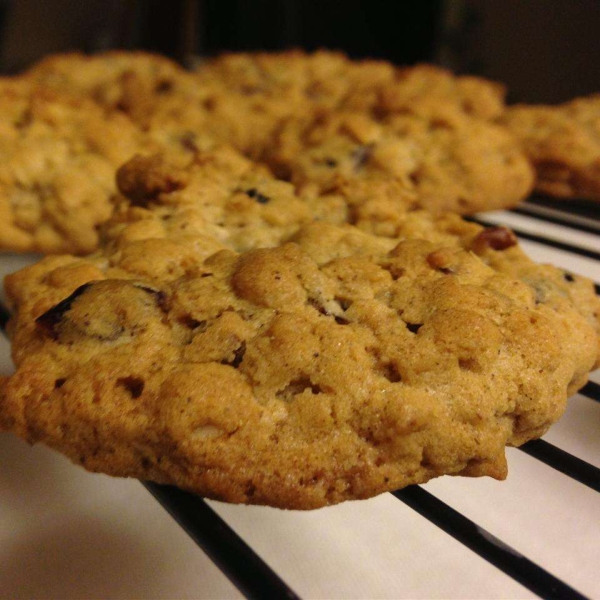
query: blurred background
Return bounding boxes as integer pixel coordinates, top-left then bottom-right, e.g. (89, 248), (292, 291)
(0, 0), (598, 103)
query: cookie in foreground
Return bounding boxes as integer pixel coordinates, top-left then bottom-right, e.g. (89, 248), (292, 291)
(502, 95), (600, 201)
(1, 204), (598, 508)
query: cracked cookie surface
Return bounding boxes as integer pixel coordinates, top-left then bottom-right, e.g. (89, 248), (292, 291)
(1, 149), (597, 509)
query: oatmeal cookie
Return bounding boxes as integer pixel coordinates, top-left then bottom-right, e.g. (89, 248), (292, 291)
(195, 50), (506, 159)
(375, 63), (505, 121)
(0, 61), (236, 255)
(502, 95), (600, 200)
(106, 148), (314, 254)
(26, 50), (278, 165)
(267, 107), (534, 214)
(1, 150), (597, 509)
(26, 51), (188, 120)
(105, 149), (512, 247)
(0, 82), (157, 254)
(0, 49), (516, 256)
(196, 50), (505, 121)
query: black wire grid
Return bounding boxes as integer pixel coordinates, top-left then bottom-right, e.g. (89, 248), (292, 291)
(1, 197), (598, 600)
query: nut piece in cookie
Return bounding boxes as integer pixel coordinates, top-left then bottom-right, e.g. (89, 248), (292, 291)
(471, 226), (518, 253)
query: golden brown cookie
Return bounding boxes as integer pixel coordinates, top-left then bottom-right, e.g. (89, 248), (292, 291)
(104, 149), (503, 247)
(26, 51), (188, 119)
(0, 49), (520, 257)
(376, 63), (506, 120)
(27, 50), (278, 159)
(195, 50), (506, 160)
(196, 50), (505, 121)
(0, 81), (156, 254)
(0, 52), (238, 256)
(502, 95), (600, 200)
(1, 149), (597, 509)
(267, 106), (534, 214)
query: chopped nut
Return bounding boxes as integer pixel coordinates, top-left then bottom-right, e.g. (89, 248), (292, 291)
(427, 249), (455, 273)
(471, 226), (517, 253)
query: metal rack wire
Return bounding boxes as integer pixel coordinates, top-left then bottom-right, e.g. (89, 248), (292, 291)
(1, 196), (598, 599)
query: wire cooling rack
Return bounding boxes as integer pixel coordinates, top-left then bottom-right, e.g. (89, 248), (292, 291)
(0, 196), (599, 599)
